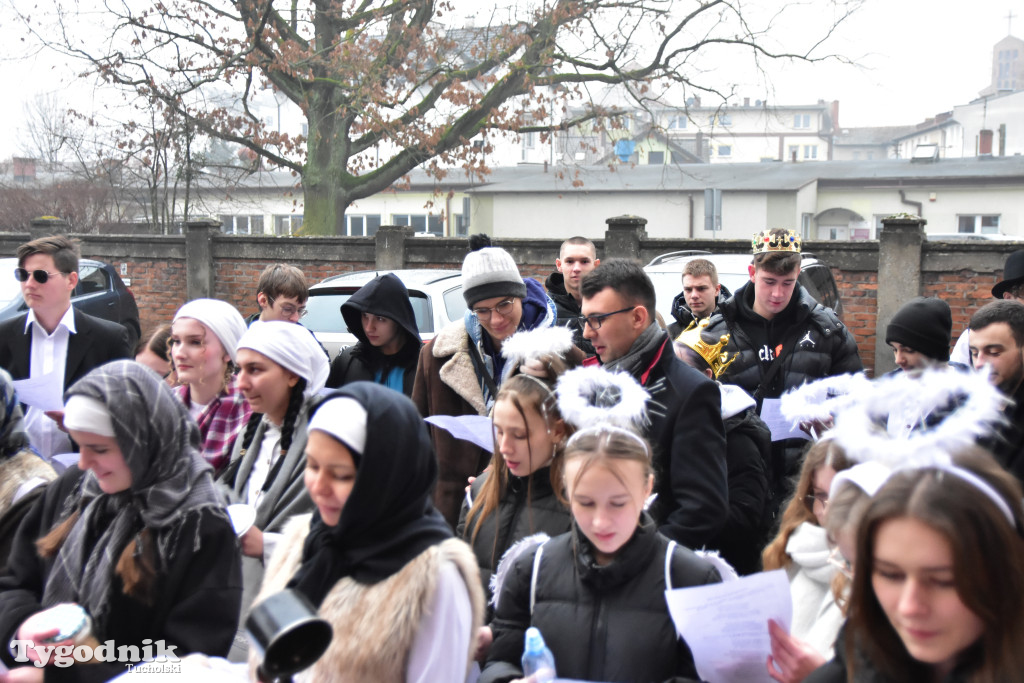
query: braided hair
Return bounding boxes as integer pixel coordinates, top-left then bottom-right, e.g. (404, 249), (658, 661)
(279, 378), (307, 454)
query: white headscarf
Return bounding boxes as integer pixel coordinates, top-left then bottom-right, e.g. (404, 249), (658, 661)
(308, 397), (367, 457)
(173, 299), (247, 364)
(236, 321), (329, 396)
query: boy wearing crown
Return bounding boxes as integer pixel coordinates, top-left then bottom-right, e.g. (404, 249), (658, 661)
(704, 228), (861, 508)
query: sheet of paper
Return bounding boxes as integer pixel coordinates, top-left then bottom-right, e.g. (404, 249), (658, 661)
(425, 414), (494, 453)
(666, 569), (792, 683)
(759, 398), (811, 442)
(12, 373), (64, 412)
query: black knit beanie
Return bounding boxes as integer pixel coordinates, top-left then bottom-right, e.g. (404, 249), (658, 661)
(885, 297), (952, 361)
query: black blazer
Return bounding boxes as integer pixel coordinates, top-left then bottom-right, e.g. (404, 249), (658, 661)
(0, 308), (132, 391)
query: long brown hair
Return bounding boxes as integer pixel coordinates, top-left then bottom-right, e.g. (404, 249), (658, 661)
(845, 448), (1024, 683)
(464, 359), (571, 558)
(762, 438), (850, 571)
(37, 510), (159, 603)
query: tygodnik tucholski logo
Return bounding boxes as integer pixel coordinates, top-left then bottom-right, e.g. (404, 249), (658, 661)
(10, 638), (179, 668)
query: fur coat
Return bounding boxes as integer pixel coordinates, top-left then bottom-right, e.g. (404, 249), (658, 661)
(251, 514), (485, 683)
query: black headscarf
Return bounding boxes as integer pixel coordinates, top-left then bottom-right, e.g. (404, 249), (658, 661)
(288, 382), (451, 606)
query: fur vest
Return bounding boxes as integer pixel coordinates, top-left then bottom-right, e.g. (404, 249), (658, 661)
(252, 514), (485, 683)
(0, 450), (56, 514)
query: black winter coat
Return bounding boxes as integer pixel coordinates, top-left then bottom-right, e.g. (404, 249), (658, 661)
(704, 282), (862, 401)
(0, 468), (243, 683)
(707, 392), (772, 575)
(456, 467), (571, 607)
(543, 271), (595, 357)
(666, 286), (731, 340)
(587, 331), (728, 550)
(481, 521), (720, 683)
(325, 273), (422, 395)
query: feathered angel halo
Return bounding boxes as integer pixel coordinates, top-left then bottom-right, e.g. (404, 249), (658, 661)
(501, 326), (575, 368)
(827, 366), (1008, 470)
(780, 373), (872, 427)
(556, 365), (649, 432)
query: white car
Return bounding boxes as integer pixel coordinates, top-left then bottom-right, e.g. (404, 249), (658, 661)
(304, 269), (466, 359)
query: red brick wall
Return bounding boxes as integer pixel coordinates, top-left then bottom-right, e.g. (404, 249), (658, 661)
(834, 269), (878, 376)
(922, 268), (997, 343)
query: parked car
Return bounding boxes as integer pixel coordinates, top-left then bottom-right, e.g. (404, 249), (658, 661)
(0, 257), (141, 345)
(926, 232), (1020, 241)
(304, 269), (466, 359)
(643, 250), (843, 324)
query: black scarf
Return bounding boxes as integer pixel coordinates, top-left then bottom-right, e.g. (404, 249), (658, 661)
(288, 383), (452, 606)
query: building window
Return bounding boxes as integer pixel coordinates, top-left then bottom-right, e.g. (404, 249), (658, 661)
(523, 132), (536, 149)
(667, 115), (687, 130)
(274, 215), (303, 235)
(219, 215), (264, 235)
(803, 145), (818, 159)
(454, 198), (471, 237)
(346, 214), (381, 236)
(794, 114), (811, 129)
(647, 150), (665, 164)
(958, 215), (1001, 234)
(704, 189), (722, 232)
(393, 213), (444, 236)
(717, 145), (732, 157)
(801, 213), (813, 240)
(708, 113), (732, 127)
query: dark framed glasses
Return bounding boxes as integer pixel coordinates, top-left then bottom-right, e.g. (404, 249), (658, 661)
(14, 268), (68, 284)
(578, 306), (636, 330)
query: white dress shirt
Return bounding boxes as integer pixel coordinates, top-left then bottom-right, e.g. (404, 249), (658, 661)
(23, 306), (75, 458)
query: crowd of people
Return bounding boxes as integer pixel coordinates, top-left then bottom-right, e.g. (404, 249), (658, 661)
(0, 230), (1022, 683)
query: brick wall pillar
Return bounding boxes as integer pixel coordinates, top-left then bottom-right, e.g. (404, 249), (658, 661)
(875, 214), (926, 373)
(375, 225), (415, 270)
(185, 218), (219, 300)
(605, 215), (648, 261)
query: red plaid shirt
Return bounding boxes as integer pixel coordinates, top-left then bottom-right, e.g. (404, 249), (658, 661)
(176, 379), (252, 474)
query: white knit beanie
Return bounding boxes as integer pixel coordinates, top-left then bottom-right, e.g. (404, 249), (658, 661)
(462, 247), (527, 306)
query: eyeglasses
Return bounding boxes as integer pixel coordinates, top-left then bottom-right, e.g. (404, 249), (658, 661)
(803, 491), (829, 511)
(14, 268), (68, 284)
(472, 298), (516, 321)
(578, 306), (636, 330)
(267, 295), (307, 319)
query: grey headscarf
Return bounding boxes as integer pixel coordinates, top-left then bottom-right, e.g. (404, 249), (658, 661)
(42, 361), (227, 631)
(0, 368), (29, 458)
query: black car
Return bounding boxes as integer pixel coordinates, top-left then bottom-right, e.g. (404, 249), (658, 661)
(0, 257), (142, 345)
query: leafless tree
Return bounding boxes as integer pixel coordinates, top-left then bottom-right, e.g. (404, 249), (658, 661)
(13, 0), (861, 234)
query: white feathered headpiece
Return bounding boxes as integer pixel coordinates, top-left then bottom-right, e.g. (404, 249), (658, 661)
(556, 365), (649, 433)
(501, 326), (575, 369)
(827, 367), (1007, 470)
(780, 373), (872, 427)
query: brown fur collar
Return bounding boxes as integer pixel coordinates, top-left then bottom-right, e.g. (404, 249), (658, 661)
(432, 320), (487, 415)
(252, 514), (485, 682)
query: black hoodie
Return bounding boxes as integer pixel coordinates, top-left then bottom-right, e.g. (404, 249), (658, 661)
(325, 273), (422, 395)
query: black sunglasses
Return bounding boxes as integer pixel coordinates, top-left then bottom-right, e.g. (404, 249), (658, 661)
(14, 268), (68, 284)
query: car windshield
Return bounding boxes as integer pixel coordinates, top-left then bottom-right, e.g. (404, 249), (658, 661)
(305, 290), (434, 334)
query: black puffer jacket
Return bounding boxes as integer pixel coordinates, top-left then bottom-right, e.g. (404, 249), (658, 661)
(543, 271), (595, 357)
(456, 467), (571, 608)
(706, 385), (772, 575)
(325, 273), (422, 395)
(481, 520), (720, 683)
(704, 281), (862, 402)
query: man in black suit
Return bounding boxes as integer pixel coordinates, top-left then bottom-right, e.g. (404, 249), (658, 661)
(579, 259), (728, 551)
(0, 235), (131, 458)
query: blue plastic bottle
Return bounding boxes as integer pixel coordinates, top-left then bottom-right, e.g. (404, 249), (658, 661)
(521, 627), (556, 682)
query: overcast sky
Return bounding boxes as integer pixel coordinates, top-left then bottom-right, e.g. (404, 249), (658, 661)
(0, 0), (1017, 159)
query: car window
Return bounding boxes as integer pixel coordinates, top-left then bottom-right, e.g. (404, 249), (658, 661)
(75, 265), (110, 297)
(305, 290), (435, 335)
(801, 264), (839, 311)
(443, 286), (467, 324)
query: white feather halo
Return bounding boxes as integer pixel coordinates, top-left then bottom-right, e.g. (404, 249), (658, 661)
(780, 373), (872, 426)
(501, 325), (575, 368)
(827, 366), (1009, 470)
(556, 365), (649, 432)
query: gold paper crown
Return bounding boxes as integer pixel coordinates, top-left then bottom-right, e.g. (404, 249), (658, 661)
(751, 229), (801, 255)
(674, 318), (737, 379)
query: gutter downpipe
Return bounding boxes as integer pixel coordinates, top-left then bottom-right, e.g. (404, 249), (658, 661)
(899, 190), (923, 218)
